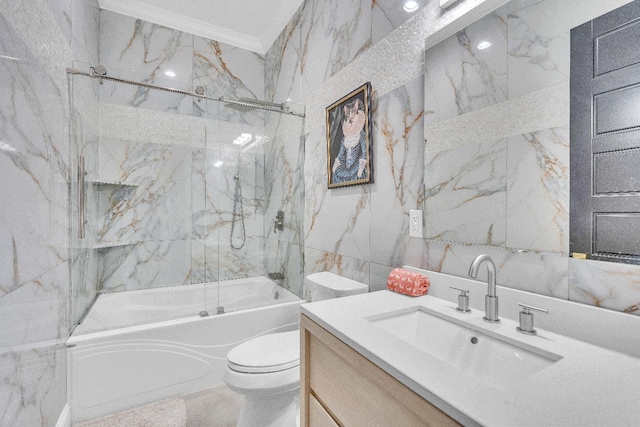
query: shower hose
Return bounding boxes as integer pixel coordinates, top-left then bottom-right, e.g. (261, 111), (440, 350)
(230, 171), (246, 250)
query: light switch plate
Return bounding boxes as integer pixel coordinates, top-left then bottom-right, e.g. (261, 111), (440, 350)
(409, 210), (423, 238)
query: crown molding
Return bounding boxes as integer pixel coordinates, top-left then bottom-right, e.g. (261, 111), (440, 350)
(99, 0), (268, 54)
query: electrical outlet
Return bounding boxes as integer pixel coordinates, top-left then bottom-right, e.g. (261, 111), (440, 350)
(409, 210), (423, 238)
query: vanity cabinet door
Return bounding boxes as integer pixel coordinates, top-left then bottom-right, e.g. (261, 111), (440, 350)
(309, 394), (340, 427)
(300, 315), (459, 427)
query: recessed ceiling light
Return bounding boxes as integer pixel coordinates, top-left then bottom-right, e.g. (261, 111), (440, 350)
(164, 70), (176, 77)
(404, 0), (419, 12)
(0, 141), (17, 152)
(477, 41), (492, 50)
(233, 133), (253, 146)
(213, 160), (224, 168)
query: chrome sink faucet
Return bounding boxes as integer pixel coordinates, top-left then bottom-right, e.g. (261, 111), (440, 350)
(468, 254), (500, 323)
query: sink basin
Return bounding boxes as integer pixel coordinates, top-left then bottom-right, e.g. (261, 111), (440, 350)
(366, 306), (562, 390)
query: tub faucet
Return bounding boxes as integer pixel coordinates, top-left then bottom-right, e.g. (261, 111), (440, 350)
(468, 254), (500, 323)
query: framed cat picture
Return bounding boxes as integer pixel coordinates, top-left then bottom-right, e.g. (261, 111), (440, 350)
(325, 82), (373, 189)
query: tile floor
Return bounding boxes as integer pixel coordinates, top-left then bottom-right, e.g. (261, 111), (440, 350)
(74, 385), (243, 427)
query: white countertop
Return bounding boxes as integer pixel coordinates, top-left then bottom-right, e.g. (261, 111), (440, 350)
(301, 271), (640, 426)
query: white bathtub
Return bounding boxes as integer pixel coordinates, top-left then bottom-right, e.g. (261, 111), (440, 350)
(67, 276), (303, 423)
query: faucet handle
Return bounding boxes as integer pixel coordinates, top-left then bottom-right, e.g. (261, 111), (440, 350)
(516, 303), (548, 335)
(450, 287), (471, 313)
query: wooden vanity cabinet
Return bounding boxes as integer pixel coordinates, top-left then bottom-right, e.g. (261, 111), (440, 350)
(300, 315), (460, 427)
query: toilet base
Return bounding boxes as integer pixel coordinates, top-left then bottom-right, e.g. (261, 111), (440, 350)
(236, 387), (299, 427)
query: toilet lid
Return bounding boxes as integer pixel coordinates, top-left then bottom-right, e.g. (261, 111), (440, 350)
(227, 330), (300, 374)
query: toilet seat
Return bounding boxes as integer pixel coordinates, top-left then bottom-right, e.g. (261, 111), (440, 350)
(227, 330), (300, 374)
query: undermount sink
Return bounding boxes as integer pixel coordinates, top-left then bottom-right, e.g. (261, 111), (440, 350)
(366, 306), (562, 390)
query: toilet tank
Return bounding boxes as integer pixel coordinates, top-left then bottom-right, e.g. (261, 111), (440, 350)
(305, 271), (369, 302)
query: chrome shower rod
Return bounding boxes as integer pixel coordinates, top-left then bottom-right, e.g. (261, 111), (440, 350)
(66, 67), (305, 118)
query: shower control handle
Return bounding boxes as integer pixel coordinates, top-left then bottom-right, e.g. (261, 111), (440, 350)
(274, 211), (284, 232)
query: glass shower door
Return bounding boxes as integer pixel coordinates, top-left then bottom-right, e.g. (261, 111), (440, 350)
(70, 66), (212, 333)
(203, 100), (306, 315)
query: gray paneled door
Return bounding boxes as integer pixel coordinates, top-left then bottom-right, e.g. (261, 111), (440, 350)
(571, 1), (640, 264)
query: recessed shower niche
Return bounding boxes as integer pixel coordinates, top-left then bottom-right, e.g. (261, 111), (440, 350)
(91, 179), (139, 249)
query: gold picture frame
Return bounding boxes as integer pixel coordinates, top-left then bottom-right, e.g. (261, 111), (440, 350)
(325, 82), (373, 189)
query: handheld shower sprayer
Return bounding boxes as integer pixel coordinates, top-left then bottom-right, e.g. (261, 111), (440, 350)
(230, 154), (246, 250)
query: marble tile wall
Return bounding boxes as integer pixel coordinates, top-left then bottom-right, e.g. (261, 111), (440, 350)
(421, 0), (637, 307)
(98, 10), (266, 119)
(92, 102), (271, 293)
(91, 11), (298, 298)
(267, 0), (640, 317)
(3, 0), (640, 423)
(265, 0), (509, 296)
(0, 0), (99, 424)
(263, 111), (305, 295)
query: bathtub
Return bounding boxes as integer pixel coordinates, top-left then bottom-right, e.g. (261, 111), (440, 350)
(67, 276), (303, 423)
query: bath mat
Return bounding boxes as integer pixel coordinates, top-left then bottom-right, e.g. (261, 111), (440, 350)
(74, 397), (187, 427)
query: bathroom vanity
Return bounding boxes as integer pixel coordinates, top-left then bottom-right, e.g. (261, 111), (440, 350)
(300, 314), (458, 426)
(300, 268), (640, 426)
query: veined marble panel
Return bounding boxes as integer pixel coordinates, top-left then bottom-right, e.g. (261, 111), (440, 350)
(191, 147), (209, 241)
(499, 249), (568, 298)
(425, 138), (507, 246)
(264, 113), (305, 246)
(369, 262), (394, 293)
(193, 237), (265, 284)
(299, 0), (372, 100)
(99, 240), (192, 292)
(302, 0), (509, 133)
(191, 239), (216, 283)
(193, 36), (265, 125)
(265, 8), (302, 103)
(71, 0), (99, 66)
(303, 246), (369, 300)
(0, 29), (68, 296)
(99, 10), (193, 114)
(507, 0), (632, 98)
(304, 127), (370, 260)
(69, 70), (100, 135)
(70, 246), (99, 326)
(217, 237), (264, 281)
(193, 120), (267, 284)
(194, 141), (264, 241)
(97, 140), (192, 242)
(0, 262), (69, 348)
(0, 0), (74, 98)
(0, 342), (66, 427)
(0, 12), (31, 62)
(265, 238), (304, 298)
(372, 0), (420, 46)
(507, 127), (569, 253)
(569, 258), (640, 316)
(370, 76), (427, 266)
(507, 0), (567, 98)
(424, 6), (508, 125)
(426, 240), (569, 298)
(0, 265), (68, 426)
(46, 0), (71, 45)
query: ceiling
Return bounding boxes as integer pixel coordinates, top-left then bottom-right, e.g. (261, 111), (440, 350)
(98, 0), (305, 54)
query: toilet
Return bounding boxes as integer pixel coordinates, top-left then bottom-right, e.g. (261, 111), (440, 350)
(224, 271), (369, 427)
